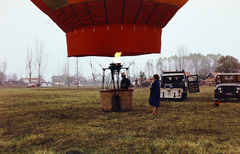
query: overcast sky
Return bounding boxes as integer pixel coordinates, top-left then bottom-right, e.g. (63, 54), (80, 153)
(0, 0), (240, 82)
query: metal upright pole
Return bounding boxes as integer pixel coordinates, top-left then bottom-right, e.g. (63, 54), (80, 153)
(111, 70), (115, 89)
(117, 71), (120, 89)
(102, 69), (105, 89)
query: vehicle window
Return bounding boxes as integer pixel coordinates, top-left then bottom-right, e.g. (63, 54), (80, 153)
(177, 77), (183, 82)
(171, 77), (177, 82)
(188, 76), (197, 82)
(162, 76), (183, 83)
(222, 75), (236, 82)
(162, 77), (171, 83)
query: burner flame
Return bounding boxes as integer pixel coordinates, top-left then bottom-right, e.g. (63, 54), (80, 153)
(114, 52), (122, 64)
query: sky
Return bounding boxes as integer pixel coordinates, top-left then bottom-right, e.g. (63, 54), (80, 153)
(0, 0), (240, 82)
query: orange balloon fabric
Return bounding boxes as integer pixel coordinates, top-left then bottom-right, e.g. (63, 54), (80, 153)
(31, 0), (188, 57)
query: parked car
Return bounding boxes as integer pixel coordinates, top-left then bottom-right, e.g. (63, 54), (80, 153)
(41, 83), (47, 88)
(214, 73), (240, 101)
(160, 70), (200, 101)
(27, 83), (36, 88)
(47, 83), (52, 87)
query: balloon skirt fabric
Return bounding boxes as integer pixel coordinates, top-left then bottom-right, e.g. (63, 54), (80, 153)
(67, 24), (162, 57)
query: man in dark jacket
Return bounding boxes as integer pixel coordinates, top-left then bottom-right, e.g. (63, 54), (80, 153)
(120, 72), (130, 89)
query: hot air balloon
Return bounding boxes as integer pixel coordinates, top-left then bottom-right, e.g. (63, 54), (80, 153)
(31, 0), (188, 112)
(31, 0), (188, 57)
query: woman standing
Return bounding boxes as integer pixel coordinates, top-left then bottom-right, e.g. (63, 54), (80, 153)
(149, 74), (160, 114)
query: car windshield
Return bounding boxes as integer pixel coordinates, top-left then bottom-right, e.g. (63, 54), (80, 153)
(162, 75), (184, 83)
(217, 75), (240, 83)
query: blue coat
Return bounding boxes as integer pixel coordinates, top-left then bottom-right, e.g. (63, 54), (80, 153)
(149, 80), (160, 107)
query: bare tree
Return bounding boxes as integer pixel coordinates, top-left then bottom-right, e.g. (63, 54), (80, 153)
(25, 48), (34, 83)
(176, 44), (188, 71)
(75, 57), (82, 86)
(12, 73), (18, 83)
(76, 58), (79, 85)
(57, 58), (61, 87)
(163, 57), (167, 71)
(167, 57), (172, 71)
(156, 57), (163, 75)
(62, 59), (70, 87)
(146, 59), (153, 78)
(170, 55), (178, 71)
(90, 60), (97, 86)
(7, 73), (18, 83)
(34, 39), (47, 86)
(0, 60), (7, 84)
(131, 61), (136, 78)
(67, 59), (70, 87)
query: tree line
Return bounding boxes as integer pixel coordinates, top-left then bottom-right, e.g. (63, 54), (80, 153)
(129, 45), (240, 81)
(1, 44), (240, 85)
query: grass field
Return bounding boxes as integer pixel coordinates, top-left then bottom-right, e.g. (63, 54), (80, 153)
(0, 86), (240, 153)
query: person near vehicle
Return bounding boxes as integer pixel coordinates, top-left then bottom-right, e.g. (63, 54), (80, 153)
(149, 74), (160, 114)
(120, 72), (130, 89)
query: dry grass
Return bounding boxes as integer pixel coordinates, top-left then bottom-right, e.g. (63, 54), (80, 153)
(0, 86), (240, 153)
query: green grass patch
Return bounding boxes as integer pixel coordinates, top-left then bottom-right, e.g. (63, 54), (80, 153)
(0, 86), (240, 153)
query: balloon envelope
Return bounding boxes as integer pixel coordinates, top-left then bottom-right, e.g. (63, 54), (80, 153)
(31, 0), (188, 57)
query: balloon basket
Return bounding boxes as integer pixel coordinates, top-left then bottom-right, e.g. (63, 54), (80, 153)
(100, 89), (134, 112)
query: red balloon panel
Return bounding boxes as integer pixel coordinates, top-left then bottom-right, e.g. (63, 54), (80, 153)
(147, 4), (170, 26)
(157, 5), (179, 27)
(71, 3), (93, 26)
(135, 2), (157, 25)
(67, 24), (162, 57)
(87, 1), (107, 25)
(106, 0), (124, 24)
(122, 0), (142, 24)
(53, 8), (76, 30)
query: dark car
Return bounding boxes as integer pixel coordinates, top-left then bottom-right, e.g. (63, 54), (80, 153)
(214, 73), (240, 101)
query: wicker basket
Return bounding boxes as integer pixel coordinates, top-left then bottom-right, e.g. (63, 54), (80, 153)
(100, 89), (134, 111)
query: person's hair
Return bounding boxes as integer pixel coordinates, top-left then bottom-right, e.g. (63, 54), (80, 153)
(153, 74), (159, 81)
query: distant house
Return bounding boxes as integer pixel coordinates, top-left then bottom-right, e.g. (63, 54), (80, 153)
(204, 72), (220, 84)
(140, 77), (153, 87)
(185, 71), (192, 76)
(18, 77), (46, 84)
(55, 81), (65, 85)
